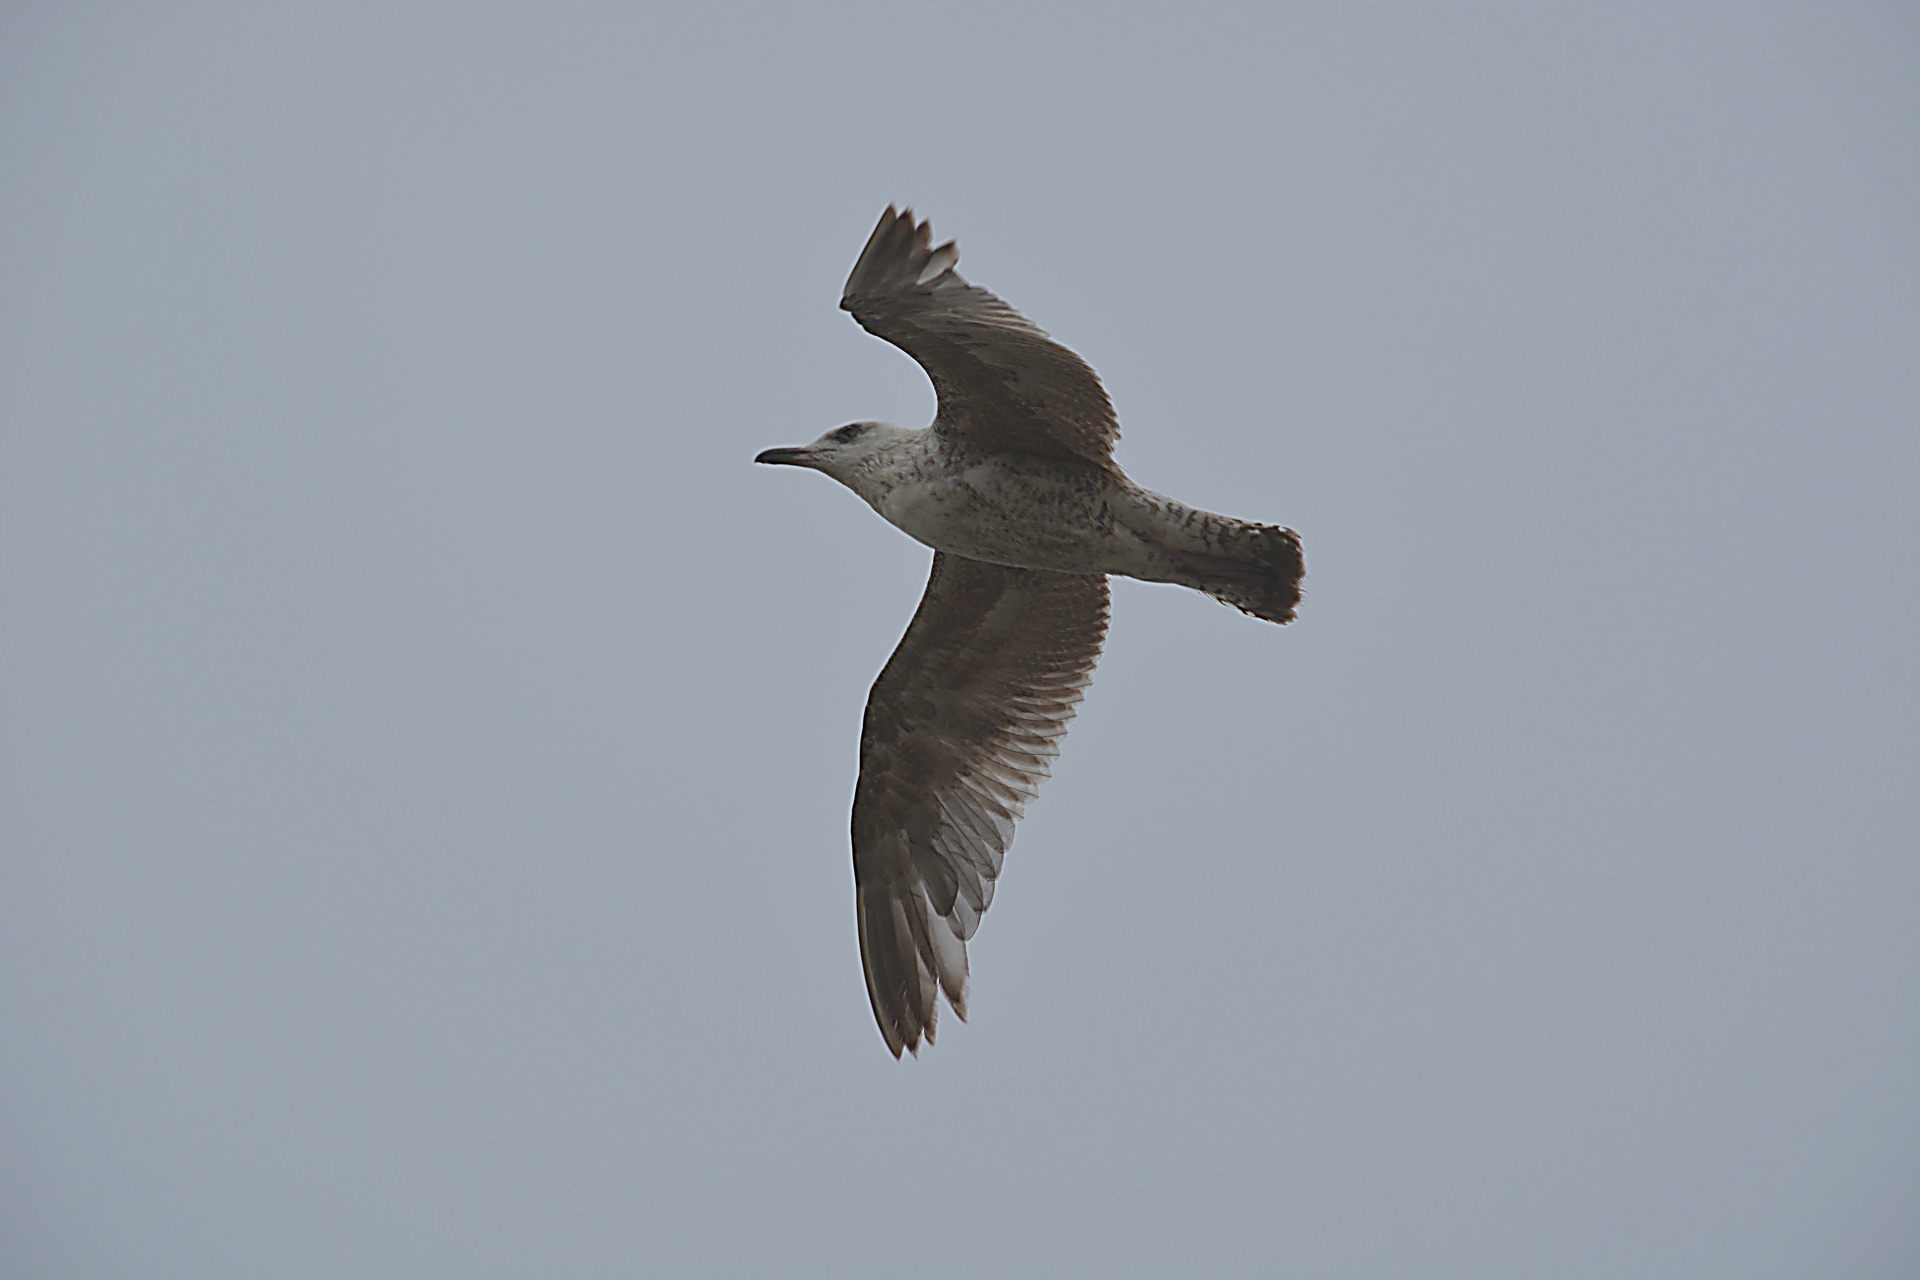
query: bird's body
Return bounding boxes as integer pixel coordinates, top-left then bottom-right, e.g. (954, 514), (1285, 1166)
(840, 432), (1137, 575)
(787, 421), (1305, 624)
(758, 208), (1304, 1056)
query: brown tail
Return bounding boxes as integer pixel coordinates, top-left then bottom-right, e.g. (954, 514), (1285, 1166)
(1111, 487), (1306, 624)
(1174, 521), (1305, 624)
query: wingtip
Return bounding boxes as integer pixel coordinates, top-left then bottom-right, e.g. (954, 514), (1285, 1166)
(843, 204), (962, 310)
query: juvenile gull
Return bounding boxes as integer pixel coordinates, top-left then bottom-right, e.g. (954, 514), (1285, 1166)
(758, 207), (1304, 1057)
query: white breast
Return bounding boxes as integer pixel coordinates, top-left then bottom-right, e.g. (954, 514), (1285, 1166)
(870, 464), (985, 549)
(865, 454), (1141, 575)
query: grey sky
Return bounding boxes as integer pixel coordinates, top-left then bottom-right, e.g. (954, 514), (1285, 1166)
(3, 3), (1915, 1276)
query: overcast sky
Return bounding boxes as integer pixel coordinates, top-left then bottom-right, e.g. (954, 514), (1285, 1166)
(3, 3), (1915, 1277)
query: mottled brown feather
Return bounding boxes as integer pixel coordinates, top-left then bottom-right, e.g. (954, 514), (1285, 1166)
(852, 553), (1110, 1056)
(841, 206), (1121, 470)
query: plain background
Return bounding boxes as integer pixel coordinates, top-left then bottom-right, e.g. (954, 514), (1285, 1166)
(3, 3), (1915, 1276)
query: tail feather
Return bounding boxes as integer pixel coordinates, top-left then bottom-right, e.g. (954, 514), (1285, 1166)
(1116, 489), (1304, 624)
(1176, 522), (1304, 624)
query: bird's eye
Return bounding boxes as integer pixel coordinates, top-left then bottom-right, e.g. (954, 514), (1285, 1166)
(831, 424), (865, 443)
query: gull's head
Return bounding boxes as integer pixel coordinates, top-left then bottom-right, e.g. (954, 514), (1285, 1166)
(755, 421), (916, 491)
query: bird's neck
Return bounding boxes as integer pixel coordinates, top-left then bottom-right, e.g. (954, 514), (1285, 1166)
(838, 429), (936, 507)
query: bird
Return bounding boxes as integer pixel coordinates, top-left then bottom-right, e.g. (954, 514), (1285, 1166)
(757, 207), (1304, 1057)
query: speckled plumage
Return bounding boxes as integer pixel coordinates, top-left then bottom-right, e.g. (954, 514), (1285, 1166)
(757, 207), (1305, 1057)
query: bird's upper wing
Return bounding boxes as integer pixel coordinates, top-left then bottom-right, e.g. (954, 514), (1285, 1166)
(852, 553), (1110, 1057)
(841, 206), (1120, 469)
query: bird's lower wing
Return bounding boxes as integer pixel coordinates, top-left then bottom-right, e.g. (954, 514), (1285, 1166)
(853, 553), (1110, 1057)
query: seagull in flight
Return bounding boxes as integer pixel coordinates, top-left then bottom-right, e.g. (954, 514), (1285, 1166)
(758, 208), (1304, 1057)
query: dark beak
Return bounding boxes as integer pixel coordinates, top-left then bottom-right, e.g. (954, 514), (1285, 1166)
(755, 446), (816, 467)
